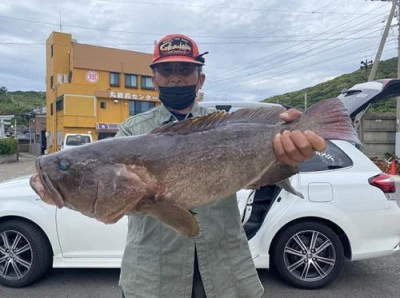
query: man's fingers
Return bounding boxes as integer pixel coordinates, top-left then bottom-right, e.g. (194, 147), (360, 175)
(273, 130), (327, 166)
(280, 130), (312, 163)
(288, 130), (315, 159)
(304, 130), (327, 152)
(274, 131), (309, 166)
(279, 108), (302, 122)
(273, 133), (297, 166)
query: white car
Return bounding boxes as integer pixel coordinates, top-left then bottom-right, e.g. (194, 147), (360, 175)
(1, 79), (400, 289)
(60, 134), (93, 151)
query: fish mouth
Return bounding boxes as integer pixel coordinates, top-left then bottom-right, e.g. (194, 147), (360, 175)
(30, 158), (65, 208)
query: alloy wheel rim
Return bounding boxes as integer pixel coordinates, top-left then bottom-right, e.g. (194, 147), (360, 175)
(283, 229), (336, 282)
(0, 230), (33, 280)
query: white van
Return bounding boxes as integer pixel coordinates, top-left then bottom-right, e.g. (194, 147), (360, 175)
(61, 134), (93, 150)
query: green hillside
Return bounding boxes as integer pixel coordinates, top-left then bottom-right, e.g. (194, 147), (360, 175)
(263, 57), (398, 112)
(0, 87), (45, 125)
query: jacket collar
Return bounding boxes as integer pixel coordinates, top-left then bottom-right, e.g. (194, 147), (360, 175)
(158, 101), (202, 125)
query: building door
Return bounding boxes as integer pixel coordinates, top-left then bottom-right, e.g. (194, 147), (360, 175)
(40, 130), (47, 155)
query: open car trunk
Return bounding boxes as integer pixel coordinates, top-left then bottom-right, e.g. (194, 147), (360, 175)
(338, 79), (400, 120)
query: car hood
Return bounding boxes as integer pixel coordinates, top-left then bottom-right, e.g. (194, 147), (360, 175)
(0, 175), (35, 194)
(337, 79), (400, 119)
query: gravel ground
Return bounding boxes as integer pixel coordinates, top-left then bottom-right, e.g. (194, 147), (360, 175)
(0, 152), (37, 182)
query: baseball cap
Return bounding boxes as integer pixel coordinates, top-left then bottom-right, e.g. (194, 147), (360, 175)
(150, 34), (208, 67)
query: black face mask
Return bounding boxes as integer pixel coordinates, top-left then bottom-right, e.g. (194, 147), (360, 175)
(158, 85), (197, 110)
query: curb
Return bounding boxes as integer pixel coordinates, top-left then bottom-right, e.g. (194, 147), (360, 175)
(0, 154), (18, 164)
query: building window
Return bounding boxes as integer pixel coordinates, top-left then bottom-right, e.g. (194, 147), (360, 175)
(56, 96), (64, 111)
(50, 75), (54, 89)
(98, 132), (116, 140)
(125, 74), (138, 88)
(100, 102), (106, 109)
(129, 100), (156, 116)
(110, 72), (120, 87)
(141, 76), (154, 90)
(51, 44), (54, 57)
(50, 103), (53, 115)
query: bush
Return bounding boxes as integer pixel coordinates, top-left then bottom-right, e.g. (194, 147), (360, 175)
(0, 138), (17, 155)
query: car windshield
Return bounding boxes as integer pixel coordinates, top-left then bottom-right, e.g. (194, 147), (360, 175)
(65, 135), (91, 146)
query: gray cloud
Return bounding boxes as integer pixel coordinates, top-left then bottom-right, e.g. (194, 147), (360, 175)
(0, 0), (396, 102)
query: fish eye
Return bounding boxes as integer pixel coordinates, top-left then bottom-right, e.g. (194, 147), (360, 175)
(59, 159), (70, 171)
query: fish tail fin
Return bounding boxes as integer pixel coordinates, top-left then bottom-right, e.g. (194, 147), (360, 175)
(294, 98), (360, 144)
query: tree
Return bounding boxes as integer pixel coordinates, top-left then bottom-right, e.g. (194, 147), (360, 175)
(0, 86), (7, 95)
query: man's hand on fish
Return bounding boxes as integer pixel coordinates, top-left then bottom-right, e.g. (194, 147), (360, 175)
(274, 108), (327, 167)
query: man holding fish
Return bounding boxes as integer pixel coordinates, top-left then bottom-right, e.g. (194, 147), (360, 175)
(116, 34), (327, 298)
(31, 33), (359, 297)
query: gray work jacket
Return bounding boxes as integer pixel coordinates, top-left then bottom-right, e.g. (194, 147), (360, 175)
(116, 102), (264, 298)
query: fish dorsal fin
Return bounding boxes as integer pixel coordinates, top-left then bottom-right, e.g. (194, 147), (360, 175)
(149, 111), (229, 135)
(149, 106), (287, 136)
(227, 106), (287, 124)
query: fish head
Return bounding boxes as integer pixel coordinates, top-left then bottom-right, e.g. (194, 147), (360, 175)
(30, 147), (102, 209)
(29, 139), (155, 224)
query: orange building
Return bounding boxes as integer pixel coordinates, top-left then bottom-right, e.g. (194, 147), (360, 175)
(45, 31), (159, 153)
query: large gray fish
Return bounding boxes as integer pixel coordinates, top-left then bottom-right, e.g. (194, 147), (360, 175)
(30, 98), (359, 237)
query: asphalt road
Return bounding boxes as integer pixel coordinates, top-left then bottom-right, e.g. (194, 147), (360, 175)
(1, 155), (400, 297)
(0, 152), (36, 183)
(1, 254), (400, 298)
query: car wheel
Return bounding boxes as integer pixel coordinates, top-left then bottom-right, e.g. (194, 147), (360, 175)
(272, 221), (344, 289)
(0, 220), (52, 288)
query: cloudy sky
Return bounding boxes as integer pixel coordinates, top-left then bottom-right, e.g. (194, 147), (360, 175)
(0, 0), (398, 102)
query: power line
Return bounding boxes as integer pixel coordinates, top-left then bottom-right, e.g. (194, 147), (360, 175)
(207, 24), (386, 88)
(205, 5), (389, 85)
(97, 0), (383, 15)
(0, 14), (383, 41)
(211, 36), (396, 95)
(0, 15), (166, 36)
(0, 35), (382, 47)
(209, 42), (397, 98)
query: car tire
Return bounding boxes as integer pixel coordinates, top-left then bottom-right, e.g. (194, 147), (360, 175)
(0, 220), (52, 288)
(272, 221), (344, 289)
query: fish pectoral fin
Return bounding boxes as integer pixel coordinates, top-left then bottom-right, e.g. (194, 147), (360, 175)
(246, 163), (303, 198)
(276, 179), (304, 199)
(142, 203), (200, 237)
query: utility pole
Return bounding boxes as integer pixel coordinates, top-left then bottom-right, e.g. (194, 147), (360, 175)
(360, 59), (373, 81)
(369, 0), (400, 156)
(304, 91), (308, 110)
(368, 0), (397, 81)
(395, 0), (400, 156)
(398, 0), (400, 78)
